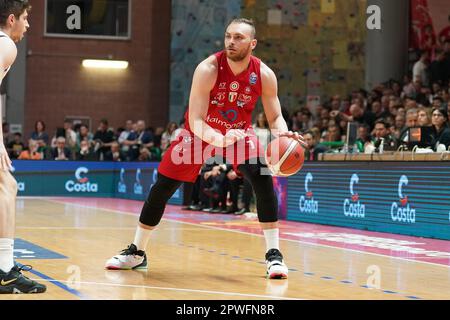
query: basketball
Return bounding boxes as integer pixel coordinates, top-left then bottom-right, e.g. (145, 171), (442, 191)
(265, 136), (305, 177)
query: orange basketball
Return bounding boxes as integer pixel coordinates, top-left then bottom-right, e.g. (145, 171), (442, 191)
(265, 136), (305, 177)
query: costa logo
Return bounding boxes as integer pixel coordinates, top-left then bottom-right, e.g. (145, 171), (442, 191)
(343, 174), (365, 218)
(65, 167), (98, 193)
(134, 169), (143, 195)
(391, 175), (416, 224)
(299, 173), (318, 214)
(118, 168), (127, 193)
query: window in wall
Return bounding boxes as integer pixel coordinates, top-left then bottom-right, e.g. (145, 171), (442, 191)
(45, 0), (131, 40)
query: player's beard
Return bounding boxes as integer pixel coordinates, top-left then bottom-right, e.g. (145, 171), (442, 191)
(226, 44), (252, 62)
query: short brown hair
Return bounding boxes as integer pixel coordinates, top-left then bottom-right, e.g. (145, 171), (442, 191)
(0, 0), (31, 27)
(228, 18), (256, 38)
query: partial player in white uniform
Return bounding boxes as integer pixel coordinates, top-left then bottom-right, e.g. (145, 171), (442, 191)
(0, 0), (45, 294)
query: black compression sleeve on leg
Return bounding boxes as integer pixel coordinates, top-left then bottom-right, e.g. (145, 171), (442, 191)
(237, 160), (278, 223)
(139, 173), (183, 227)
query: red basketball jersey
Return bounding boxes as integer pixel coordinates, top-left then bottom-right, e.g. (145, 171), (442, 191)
(185, 51), (262, 135)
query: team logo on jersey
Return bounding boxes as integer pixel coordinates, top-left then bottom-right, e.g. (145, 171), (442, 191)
(245, 86), (252, 94)
(219, 82), (227, 90)
(219, 110), (238, 123)
(229, 92), (238, 103)
(249, 72), (258, 85)
(238, 94), (252, 103)
(237, 94), (252, 108)
(230, 81), (240, 92)
(215, 92), (226, 101)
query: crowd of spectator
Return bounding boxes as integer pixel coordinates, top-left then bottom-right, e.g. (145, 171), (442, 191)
(1, 118), (177, 163)
(2, 42), (449, 214)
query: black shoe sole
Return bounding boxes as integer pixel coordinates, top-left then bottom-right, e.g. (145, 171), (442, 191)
(0, 285), (47, 294)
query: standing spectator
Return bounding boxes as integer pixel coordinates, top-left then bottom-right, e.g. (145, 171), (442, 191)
(30, 120), (49, 149)
(429, 50), (450, 86)
(18, 140), (43, 160)
(160, 122), (178, 154)
(438, 15), (450, 45)
(419, 24), (437, 57)
(76, 124), (93, 150)
(253, 112), (271, 150)
(2, 122), (12, 145)
(6, 133), (24, 159)
(129, 120), (154, 161)
(51, 137), (71, 161)
(93, 119), (115, 160)
(413, 51), (429, 86)
(63, 120), (77, 150)
(120, 121), (137, 158)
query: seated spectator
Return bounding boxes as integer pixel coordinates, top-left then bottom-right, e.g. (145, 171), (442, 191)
(153, 127), (165, 149)
(393, 114), (406, 139)
(355, 124), (373, 153)
(417, 107), (432, 127)
(371, 119), (397, 152)
(93, 119), (115, 160)
(137, 147), (152, 162)
(18, 140), (43, 160)
(7, 133), (25, 159)
(323, 123), (342, 143)
(398, 109), (419, 146)
(104, 141), (125, 162)
(303, 131), (328, 160)
(431, 107), (450, 150)
(75, 140), (97, 161)
(51, 137), (71, 161)
(30, 120), (49, 149)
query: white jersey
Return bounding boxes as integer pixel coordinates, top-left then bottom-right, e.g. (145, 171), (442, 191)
(0, 30), (12, 83)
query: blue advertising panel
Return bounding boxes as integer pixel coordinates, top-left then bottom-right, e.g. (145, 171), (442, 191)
(12, 161), (182, 205)
(287, 162), (450, 240)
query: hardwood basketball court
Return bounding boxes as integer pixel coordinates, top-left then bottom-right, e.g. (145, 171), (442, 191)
(2, 197), (449, 300)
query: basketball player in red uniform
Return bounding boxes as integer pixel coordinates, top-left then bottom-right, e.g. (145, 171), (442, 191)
(106, 18), (304, 279)
(0, 0), (46, 293)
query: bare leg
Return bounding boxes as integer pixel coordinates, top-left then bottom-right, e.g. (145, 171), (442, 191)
(0, 171), (17, 272)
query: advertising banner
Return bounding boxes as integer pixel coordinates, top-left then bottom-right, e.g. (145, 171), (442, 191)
(12, 161), (182, 205)
(287, 162), (450, 240)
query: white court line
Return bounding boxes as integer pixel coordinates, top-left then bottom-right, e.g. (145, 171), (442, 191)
(30, 278), (301, 300)
(43, 198), (450, 269)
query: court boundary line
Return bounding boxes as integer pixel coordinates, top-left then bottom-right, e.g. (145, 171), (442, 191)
(15, 263), (87, 300)
(42, 198), (450, 269)
(27, 278), (301, 300)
